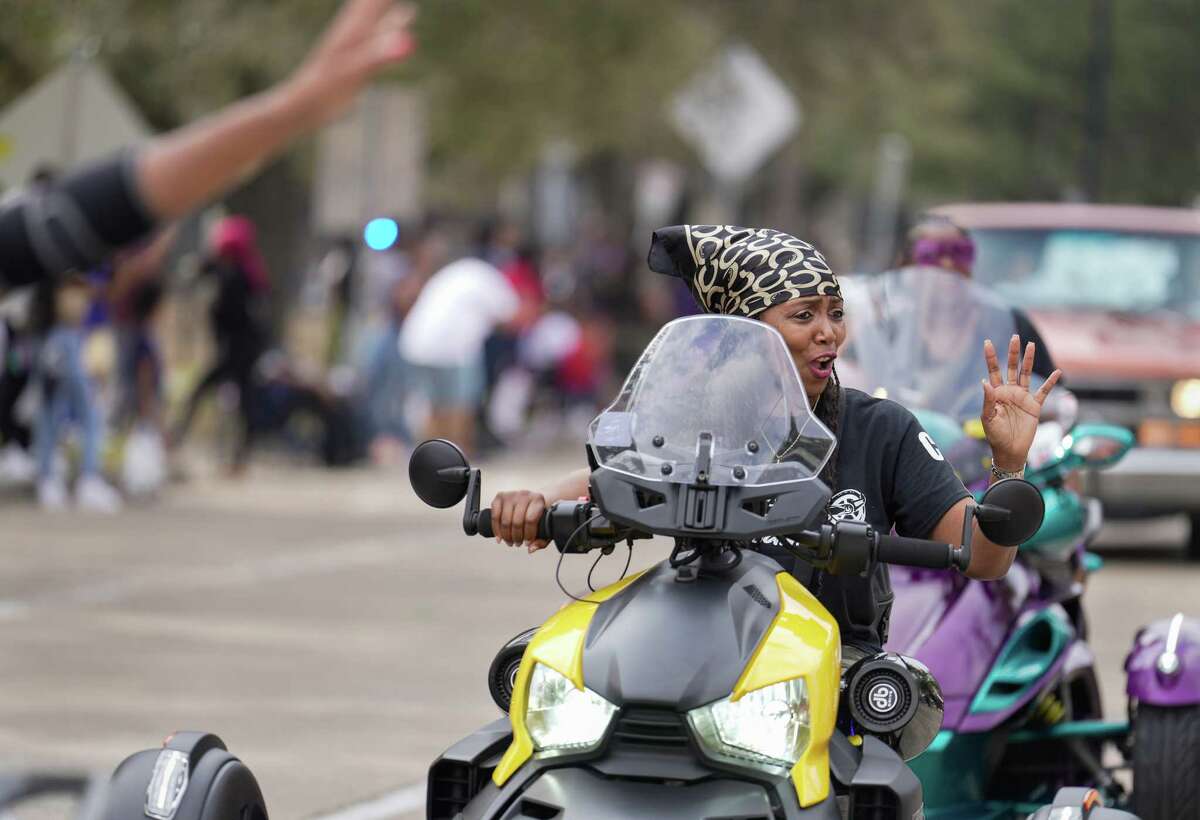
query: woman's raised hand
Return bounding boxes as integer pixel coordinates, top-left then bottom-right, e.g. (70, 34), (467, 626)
(981, 335), (1062, 471)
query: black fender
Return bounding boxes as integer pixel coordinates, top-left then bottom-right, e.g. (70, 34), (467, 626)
(99, 731), (266, 820)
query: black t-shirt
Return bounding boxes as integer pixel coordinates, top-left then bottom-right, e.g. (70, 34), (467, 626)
(755, 387), (969, 650)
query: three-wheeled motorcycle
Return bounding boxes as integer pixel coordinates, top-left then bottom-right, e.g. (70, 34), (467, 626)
(839, 266), (1200, 819)
(92, 313), (1145, 820)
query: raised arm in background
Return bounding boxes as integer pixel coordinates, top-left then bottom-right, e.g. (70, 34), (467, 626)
(0, 0), (415, 288)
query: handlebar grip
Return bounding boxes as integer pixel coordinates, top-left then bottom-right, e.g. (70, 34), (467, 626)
(875, 533), (956, 570)
(474, 509), (552, 542)
(476, 509), (495, 538)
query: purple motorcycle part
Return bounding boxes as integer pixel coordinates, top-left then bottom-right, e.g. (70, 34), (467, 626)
(886, 565), (1031, 730)
(959, 637), (1072, 733)
(1125, 613), (1200, 707)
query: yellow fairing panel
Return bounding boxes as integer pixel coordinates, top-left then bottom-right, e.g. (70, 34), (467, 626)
(731, 572), (841, 807)
(491, 570), (645, 786)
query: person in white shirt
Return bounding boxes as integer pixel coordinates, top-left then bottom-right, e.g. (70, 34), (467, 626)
(399, 257), (518, 453)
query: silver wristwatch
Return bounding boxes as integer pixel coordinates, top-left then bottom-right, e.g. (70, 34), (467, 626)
(990, 461), (1026, 481)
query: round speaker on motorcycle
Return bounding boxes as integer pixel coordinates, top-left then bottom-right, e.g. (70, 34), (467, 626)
(488, 627), (539, 713)
(844, 653), (944, 760)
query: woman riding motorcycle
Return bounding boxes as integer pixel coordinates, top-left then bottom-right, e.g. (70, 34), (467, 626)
(491, 224), (1062, 658)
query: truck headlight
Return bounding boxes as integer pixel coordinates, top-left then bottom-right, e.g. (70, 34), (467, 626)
(687, 678), (811, 770)
(1171, 379), (1200, 419)
(525, 663), (617, 754)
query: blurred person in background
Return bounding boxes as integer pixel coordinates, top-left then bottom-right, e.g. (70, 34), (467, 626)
(0, 288), (38, 484)
(475, 217), (522, 271)
(0, 0), (417, 290)
(108, 228), (176, 431)
(486, 227), (544, 375)
(170, 216), (271, 474)
(247, 350), (368, 468)
(505, 298), (610, 440)
(359, 221), (446, 464)
(32, 272), (122, 512)
(117, 278), (169, 496)
(481, 234), (545, 448)
(399, 254), (519, 456)
(0, 166), (66, 485)
(898, 214), (1059, 382)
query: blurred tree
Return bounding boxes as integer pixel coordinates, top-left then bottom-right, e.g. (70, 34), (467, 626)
(905, 0), (1200, 207)
(2, 0), (1197, 211)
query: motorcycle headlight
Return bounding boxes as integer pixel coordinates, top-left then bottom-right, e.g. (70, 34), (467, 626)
(687, 678), (810, 771)
(525, 663), (617, 754)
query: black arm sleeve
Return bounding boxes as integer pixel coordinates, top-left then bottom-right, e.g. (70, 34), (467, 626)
(1012, 307), (1060, 382)
(0, 150), (156, 288)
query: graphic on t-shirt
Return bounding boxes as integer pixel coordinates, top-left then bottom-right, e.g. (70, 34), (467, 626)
(918, 431), (945, 461)
(828, 488), (867, 523)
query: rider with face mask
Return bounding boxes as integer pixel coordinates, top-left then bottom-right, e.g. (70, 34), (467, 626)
(491, 225), (1061, 656)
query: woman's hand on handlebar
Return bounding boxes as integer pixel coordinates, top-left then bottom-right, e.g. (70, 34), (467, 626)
(490, 490), (550, 552)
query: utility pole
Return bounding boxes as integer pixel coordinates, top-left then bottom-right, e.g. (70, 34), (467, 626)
(1081, 0), (1112, 201)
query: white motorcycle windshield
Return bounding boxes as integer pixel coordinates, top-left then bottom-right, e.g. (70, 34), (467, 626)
(838, 266), (1040, 423)
(587, 315), (835, 486)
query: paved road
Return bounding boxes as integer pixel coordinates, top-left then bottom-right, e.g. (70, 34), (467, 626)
(0, 452), (1194, 818)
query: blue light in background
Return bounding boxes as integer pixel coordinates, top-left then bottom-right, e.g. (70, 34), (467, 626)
(364, 218), (399, 251)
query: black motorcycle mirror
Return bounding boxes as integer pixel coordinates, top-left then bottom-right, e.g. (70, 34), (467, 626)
(409, 439), (491, 536)
(409, 439), (472, 508)
(974, 478), (1045, 546)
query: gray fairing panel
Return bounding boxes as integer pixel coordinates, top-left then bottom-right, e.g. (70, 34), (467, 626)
(582, 550), (785, 711)
(589, 465), (831, 541)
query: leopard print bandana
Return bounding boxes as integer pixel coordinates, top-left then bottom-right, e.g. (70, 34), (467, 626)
(648, 224), (841, 317)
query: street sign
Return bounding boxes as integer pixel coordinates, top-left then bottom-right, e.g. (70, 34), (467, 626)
(0, 59), (150, 190)
(670, 45), (801, 186)
(311, 86), (425, 236)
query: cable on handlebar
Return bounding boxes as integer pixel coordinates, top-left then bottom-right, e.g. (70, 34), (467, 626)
(586, 550), (604, 591)
(586, 540), (634, 592)
(555, 512), (606, 603)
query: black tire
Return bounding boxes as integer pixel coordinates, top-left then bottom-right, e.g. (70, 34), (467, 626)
(1133, 703), (1200, 819)
(1187, 513), (1200, 561)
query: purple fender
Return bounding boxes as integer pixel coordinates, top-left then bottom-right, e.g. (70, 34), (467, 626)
(886, 564), (1036, 729)
(1126, 613), (1200, 707)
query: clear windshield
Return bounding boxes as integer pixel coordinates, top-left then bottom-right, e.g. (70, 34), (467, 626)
(588, 316), (836, 486)
(972, 228), (1200, 319)
(838, 266), (1031, 423)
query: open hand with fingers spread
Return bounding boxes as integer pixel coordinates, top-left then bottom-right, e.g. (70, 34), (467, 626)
(283, 0), (417, 127)
(981, 334), (1063, 473)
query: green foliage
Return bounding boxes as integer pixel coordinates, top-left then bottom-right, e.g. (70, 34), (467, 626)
(2, 0), (1197, 207)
